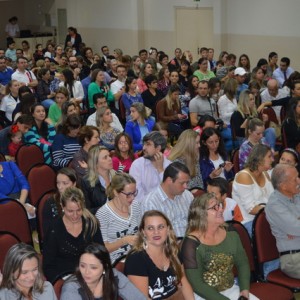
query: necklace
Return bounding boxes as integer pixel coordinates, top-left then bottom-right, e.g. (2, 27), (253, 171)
(147, 250), (169, 272)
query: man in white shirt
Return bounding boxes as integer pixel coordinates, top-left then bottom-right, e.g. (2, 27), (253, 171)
(129, 131), (171, 203)
(141, 161), (193, 238)
(272, 57), (294, 88)
(86, 93), (123, 132)
(260, 79), (289, 120)
(110, 64), (127, 110)
(11, 57), (38, 90)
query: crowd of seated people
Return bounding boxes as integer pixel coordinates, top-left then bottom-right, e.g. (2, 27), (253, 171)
(1, 32), (300, 299)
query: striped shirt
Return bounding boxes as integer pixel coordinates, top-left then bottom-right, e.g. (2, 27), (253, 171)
(24, 124), (56, 165)
(52, 134), (81, 169)
(95, 200), (141, 263)
(141, 185), (194, 238)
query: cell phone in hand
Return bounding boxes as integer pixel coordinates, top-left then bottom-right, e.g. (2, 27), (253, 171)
(219, 163), (225, 168)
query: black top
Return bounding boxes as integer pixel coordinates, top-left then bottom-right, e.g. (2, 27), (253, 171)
(42, 195), (60, 237)
(141, 89), (163, 117)
(124, 250), (178, 299)
(43, 216), (104, 283)
(81, 176), (107, 214)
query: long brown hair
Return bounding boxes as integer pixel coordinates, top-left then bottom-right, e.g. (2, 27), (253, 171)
(130, 210), (183, 283)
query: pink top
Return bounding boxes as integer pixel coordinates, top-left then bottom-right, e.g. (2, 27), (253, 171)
(112, 153), (138, 173)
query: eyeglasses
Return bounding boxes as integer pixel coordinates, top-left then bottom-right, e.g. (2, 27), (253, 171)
(120, 190), (138, 198)
(207, 202), (223, 211)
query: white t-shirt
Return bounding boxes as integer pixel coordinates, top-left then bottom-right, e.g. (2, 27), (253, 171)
(223, 197), (238, 221)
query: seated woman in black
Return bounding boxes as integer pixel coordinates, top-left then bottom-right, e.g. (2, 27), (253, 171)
(81, 145), (116, 214)
(43, 186), (103, 283)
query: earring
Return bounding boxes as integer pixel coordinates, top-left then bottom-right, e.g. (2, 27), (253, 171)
(103, 271), (105, 275)
(143, 236), (148, 250)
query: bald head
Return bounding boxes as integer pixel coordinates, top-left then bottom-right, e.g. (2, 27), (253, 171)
(267, 79), (279, 97)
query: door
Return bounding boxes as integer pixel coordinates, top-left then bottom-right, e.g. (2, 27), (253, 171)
(175, 8), (214, 60)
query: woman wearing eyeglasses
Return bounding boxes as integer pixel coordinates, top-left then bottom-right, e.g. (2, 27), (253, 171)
(181, 193), (259, 300)
(125, 210), (195, 299)
(95, 173), (140, 264)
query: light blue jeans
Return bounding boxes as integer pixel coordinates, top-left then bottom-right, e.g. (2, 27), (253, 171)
(41, 99), (55, 109)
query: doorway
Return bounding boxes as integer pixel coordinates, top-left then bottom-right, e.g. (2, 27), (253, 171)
(175, 7), (214, 60)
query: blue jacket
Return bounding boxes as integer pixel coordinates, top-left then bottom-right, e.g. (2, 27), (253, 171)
(200, 156), (234, 190)
(125, 119), (155, 151)
(0, 162), (29, 199)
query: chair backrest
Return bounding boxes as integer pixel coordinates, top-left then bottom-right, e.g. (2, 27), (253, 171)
(280, 106), (286, 123)
(0, 199), (33, 245)
(53, 278), (65, 299)
(118, 97), (126, 125)
(27, 164), (56, 206)
(252, 209), (279, 265)
(281, 122), (288, 149)
(0, 151), (6, 162)
(230, 112), (238, 141)
(0, 231), (21, 270)
(112, 254), (127, 274)
(231, 148), (240, 174)
(16, 144), (45, 176)
(260, 107), (278, 125)
(227, 221), (255, 272)
(36, 189), (56, 251)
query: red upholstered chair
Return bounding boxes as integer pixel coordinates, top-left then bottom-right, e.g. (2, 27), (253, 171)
(36, 189), (56, 252)
(0, 152), (6, 162)
(118, 97), (126, 126)
(231, 148), (240, 174)
(252, 209), (300, 292)
(53, 278), (65, 299)
(0, 199), (33, 246)
(0, 231), (21, 270)
(27, 164), (56, 207)
(112, 254), (127, 274)
(227, 221), (294, 300)
(15, 144), (45, 176)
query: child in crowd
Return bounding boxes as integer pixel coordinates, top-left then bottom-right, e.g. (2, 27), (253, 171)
(7, 124), (23, 159)
(207, 177), (243, 222)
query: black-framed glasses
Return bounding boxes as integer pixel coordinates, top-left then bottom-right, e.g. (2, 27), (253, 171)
(120, 190), (138, 198)
(207, 202), (223, 211)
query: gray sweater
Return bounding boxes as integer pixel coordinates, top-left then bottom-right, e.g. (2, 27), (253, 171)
(0, 281), (57, 300)
(60, 269), (146, 300)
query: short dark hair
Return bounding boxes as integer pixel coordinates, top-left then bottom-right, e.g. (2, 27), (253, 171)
(139, 49), (147, 56)
(198, 114), (216, 127)
(101, 45), (108, 51)
(145, 74), (158, 86)
(143, 131), (167, 152)
(15, 114), (34, 126)
(62, 114), (81, 135)
(93, 93), (106, 105)
(281, 57), (290, 66)
(163, 161), (190, 182)
(206, 177), (228, 195)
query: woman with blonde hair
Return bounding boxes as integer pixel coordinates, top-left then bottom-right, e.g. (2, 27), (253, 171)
(125, 210), (195, 300)
(81, 145), (116, 213)
(181, 193), (259, 300)
(168, 129), (203, 191)
(96, 173), (140, 263)
(217, 78), (238, 151)
(230, 89), (257, 145)
(0, 243), (57, 299)
(125, 102), (155, 152)
(96, 106), (121, 150)
(43, 186), (104, 283)
(157, 84), (188, 137)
